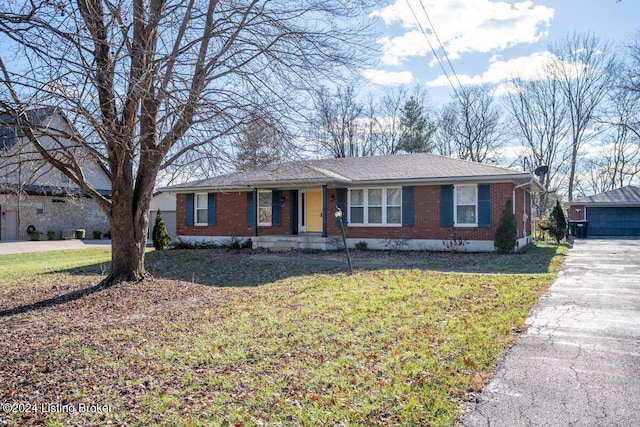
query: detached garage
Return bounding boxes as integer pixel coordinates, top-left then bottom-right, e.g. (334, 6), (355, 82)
(568, 186), (640, 237)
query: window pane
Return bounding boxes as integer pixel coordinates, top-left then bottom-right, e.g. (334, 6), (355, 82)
(457, 186), (476, 205)
(350, 207), (364, 223)
(258, 191), (272, 224)
(259, 191), (272, 207)
(387, 188), (401, 206)
(196, 194), (207, 207)
(368, 189), (382, 205)
(350, 189), (363, 206)
(368, 206), (382, 223)
(457, 205), (476, 224)
(197, 209), (208, 224)
(387, 206), (401, 224)
(259, 207), (272, 224)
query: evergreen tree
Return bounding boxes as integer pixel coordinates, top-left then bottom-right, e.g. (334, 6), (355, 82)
(152, 209), (171, 250)
(234, 112), (282, 171)
(548, 200), (567, 244)
(397, 96), (436, 153)
(494, 199), (518, 254)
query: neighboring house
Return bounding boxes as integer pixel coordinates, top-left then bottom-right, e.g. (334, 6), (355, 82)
(567, 186), (640, 237)
(0, 107), (112, 240)
(162, 153), (542, 252)
(149, 191), (177, 241)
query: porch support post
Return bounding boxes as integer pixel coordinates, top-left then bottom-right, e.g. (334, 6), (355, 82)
(253, 188), (258, 237)
(322, 185), (328, 237)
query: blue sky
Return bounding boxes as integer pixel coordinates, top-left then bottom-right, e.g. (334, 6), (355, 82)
(364, 0), (639, 106)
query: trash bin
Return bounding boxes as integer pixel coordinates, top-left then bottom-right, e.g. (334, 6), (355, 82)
(568, 222), (575, 237)
(574, 221), (588, 238)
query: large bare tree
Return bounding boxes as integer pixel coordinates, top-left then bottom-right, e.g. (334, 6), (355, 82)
(435, 84), (504, 164)
(504, 75), (571, 215)
(579, 82), (640, 195)
(314, 85), (369, 158)
(549, 32), (615, 200)
(0, 0), (373, 284)
(365, 86), (406, 155)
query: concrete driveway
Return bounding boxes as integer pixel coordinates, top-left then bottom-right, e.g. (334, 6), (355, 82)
(0, 239), (111, 255)
(463, 239), (640, 426)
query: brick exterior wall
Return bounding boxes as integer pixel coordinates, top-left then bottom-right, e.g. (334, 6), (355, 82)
(176, 183), (532, 244)
(568, 205), (586, 221)
(0, 193), (109, 240)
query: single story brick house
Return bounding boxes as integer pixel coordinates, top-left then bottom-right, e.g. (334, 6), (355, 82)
(161, 153), (542, 251)
(567, 186), (640, 237)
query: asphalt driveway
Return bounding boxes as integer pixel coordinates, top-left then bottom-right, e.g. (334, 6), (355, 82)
(463, 238), (640, 426)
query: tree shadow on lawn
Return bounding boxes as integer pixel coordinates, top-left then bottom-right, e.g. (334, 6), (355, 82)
(0, 280), (112, 318)
(0, 244), (566, 318)
(0, 249), (342, 318)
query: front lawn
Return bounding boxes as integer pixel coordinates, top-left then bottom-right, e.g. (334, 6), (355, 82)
(0, 245), (566, 426)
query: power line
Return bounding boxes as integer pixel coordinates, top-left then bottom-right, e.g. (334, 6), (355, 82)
(404, 0), (462, 101)
(418, 0), (464, 93)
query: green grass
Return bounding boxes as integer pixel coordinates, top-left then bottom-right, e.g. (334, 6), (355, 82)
(0, 244), (567, 426)
(0, 248), (113, 275)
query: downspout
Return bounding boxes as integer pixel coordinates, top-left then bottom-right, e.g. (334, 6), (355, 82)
(513, 177), (533, 238)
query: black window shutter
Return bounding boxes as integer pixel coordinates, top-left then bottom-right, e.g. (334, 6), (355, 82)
(185, 193), (194, 226)
(478, 184), (491, 227)
(440, 185), (454, 227)
(336, 188), (347, 226)
(402, 186), (415, 227)
(207, 193), (216, 226)
(272, 190), (281, 226)
(246, 192), (255, 226)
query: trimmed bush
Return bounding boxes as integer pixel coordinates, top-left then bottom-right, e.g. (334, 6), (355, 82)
(549, 200), (567, 244)
(29, 230), (41, 241)
(355, 241), (368, 250)
(93, 230), (102, 239)
(75, 229), (86, 240)
(152, 209), (171, 250)
(494, 199), (517, 254)
(47, 230), (57, 241)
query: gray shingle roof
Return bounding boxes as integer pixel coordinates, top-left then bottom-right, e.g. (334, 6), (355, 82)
(0, 107), (58, 150)
(164, 153), (537, 191)
(570, 186), (640, 206)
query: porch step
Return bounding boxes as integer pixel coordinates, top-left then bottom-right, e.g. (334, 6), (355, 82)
(252, 235), (335, 251)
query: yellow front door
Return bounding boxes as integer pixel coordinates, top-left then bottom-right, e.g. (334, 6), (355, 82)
(306, 189), (323, 232)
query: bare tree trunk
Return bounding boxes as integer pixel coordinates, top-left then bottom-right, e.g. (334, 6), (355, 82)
(101, 171), (150, 285)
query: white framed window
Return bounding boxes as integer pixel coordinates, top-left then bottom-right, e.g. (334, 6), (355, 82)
(258, 190), (272, 226)
(386, 187), (402, 224)
(348, 187), (402, 226)
(455, 185), (477, 226)
(36, 202), (44, 215)
(195, 193), (208, 225)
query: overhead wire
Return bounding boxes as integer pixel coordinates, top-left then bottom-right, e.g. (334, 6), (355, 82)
(404, 0), (463, 101)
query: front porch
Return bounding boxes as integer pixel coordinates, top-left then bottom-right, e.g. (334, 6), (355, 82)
(252, 234), (337, 251)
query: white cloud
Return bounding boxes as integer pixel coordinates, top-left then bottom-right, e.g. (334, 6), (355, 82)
(371, 0), (554, 66)
(363, 69), (414, 85)
(425, 51), (558, 88)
